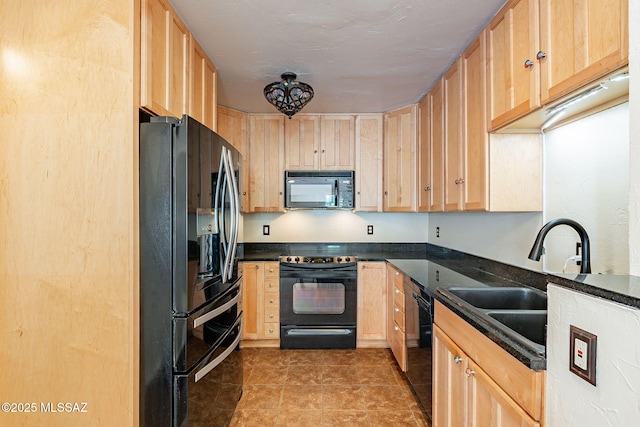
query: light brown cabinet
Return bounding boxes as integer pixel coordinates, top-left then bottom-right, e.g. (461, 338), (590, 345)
(488, 0), (628, 130)
(427, 82), (445, 212)
(417, 96), (431, 212)
(386, 263), (406, 370)
(217, 106), (249, 211)
(539, 0), (628, 104)
(247, 115), (285, 212)
(356, 262), (387, 347)
(434, 301), (545, 426)
(383, 105), (418, 212)
(443, 60), (463, 212)
(321, 115), (356, 170)
(189, 35), (217, 131)
(240, 261), (280, 345)
(284, 115), (321, 170)
(355, 114), (384, 212)
(140, 0), (189, 118)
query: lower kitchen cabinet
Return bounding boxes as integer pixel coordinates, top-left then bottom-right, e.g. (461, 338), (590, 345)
(356, 261), (387, 347)
(240, 261), (280, 347)
(434, 301), (544, 426)
(386, 263), (406, 370)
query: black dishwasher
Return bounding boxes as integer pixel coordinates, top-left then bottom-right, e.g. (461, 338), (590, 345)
(404, 279), (434, 425)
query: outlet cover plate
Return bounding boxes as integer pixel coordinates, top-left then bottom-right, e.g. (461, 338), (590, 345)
(569, 325), (597, 386)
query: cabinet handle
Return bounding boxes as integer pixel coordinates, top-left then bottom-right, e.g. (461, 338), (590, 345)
(454, 178), (465, 185)
(453, 356), (462, 364)
(465, 368), (475, 377)
(524, 59), (534, 68)
(424, 186), (431, 191)
(536, 51), (547, 60)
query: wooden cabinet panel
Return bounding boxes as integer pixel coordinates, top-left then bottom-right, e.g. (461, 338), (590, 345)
(248, 115), (284, 212)
(355, 115), (383, 212)
(417, 96), (431, 212)
(241, 261), (280, 343)
(284, 115), (320, 170)
(487, 0), (540, 130)
(356, 262), (387, 345)
(428, 81), (445, 212)
(383, 105), (418, 212)
(217, 107), (249, 211)
(444, 60), (463, 211)
(539, 0), (628, 103)
(140, 0), (189, 118)
(321, 115), (355, 170)
(433, 324), (468, 427)
(189, 35), (217, 131)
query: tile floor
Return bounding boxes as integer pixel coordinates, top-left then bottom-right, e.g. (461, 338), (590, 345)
(229, 347), (429, 427)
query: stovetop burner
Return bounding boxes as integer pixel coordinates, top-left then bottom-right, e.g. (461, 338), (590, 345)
(279, 255), (356, 264)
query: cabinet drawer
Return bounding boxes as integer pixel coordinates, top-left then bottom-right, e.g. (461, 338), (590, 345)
(393, 285), (405, 310)
(263, 278), (278, 292)
(264, 292), (279, 308)
(393, 304), (405, 330)
(263, 262), (279, 278)
(264, 322), (280, 338)
(264, 306), (279, 323)
(392, 323), (407, 371)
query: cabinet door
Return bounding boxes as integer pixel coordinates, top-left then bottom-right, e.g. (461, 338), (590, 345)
(467, 359), (540, 427)
(217, 107), (249, 211)
(433, 325), (468, 427)
(241, 262), (262, 340)
(248, 115), (284, 212)
(189, 35), (217, 131)
(444, 60), (463, 212)
(417, 96), (431, 212)
(355, 115), (383, 212)
(356, 262), (387, 344)
(462, 32), (488, 211)
(487, 0), (540, 130)
(428, 81), (445, 212)
(386, 264), (403, 347)
(284, 115), (320, 170)
(383, 105), (418, 212)
(140, 0), (188, 118)
(539, 0), (628, 103)
(321, 115), (355, 170)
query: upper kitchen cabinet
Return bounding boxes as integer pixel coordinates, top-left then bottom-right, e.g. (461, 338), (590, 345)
(417, 96), (431, 212)
(383, 105), (418, 212)
(355, 115), (384, 212)
(443, 60), (464, 212)
(487, 0), (540, 131)
(538, 0), (628, 104)
(248, 115), (285, 212)
(140, 0), (189, 118)
(321, 115), (356, 170)
(189, 35), (217, 131)
(488, 0), (628, 131)
(427, 81), (445, 212)
(284, 115), (321, 170)
(217, 106), (249, 211)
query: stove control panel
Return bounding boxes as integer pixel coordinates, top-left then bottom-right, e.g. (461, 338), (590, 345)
(280, 255), (356, 264)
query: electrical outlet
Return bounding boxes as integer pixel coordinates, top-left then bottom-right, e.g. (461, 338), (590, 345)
(436, 227), (440, 238)
(263, 225), (270, 236)
(569, 325), (597, 385)
(367, 225), (374, 235)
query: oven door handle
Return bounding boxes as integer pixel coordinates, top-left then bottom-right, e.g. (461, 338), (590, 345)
(193, 286), (240, 328)
(194, 314), (242, 382)
(413, 293), (432, 312)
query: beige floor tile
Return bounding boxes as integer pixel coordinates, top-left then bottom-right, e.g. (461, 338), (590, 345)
(279, 385), (323, 411)
(237, 385), (283, 410)
(286, 364), (323, 385)
(275, 410), (323, 426)
(322, 385), (367, 410)
(369, 409), (419, 426)
(322, 410), (370, 427)
(229, 409), (277, 427)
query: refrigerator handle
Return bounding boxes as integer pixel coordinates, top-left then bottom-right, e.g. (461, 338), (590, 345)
(226, 149), (240, 282)
(215, 148), (229, 281)
(221, 147), (235, 282)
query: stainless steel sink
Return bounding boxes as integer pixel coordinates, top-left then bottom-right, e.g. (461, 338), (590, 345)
(486, 310), (547, 348)
(446, 287), (547, 310)
(438, 286), (547, 355)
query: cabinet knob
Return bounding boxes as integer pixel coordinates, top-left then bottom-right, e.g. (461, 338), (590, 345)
(268, 283), (273, 288)
(536, 51), (547, 60)
(269, 313), (274, 318)
(524, 59), (534, 68)
(384, 191), (388, 195)
(465, 368), (475, 377)
(268, 328), (274, 333)
(269, 268), (274, 273)
(395, 289), (400, 294)
(454, 178), (465, 185)
(395, 307), (400, 312)
(314, 149), (318, 153)
(394, 326), (399, 331)
(255, 265), (260, 269)
(395, 272), (400, 276)
(424, 186), (431, 191)
(269, 298), (274, 303)
(279, 191), (283, 195)
(321, 149), (325, 153)
(243, 191), (247, 195)
(453, 356), (462, 364)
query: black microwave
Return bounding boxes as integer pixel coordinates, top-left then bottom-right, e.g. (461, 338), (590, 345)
(284, 170), (355, 209)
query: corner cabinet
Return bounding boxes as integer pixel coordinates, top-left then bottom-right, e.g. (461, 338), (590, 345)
(189, 35), (217, 131)
(434, 301), (545, 427)
(355, 114), (384, 212)
(247, 115), (285, 212)
(240, 261), (280, 346)
(356, 262), (387, 347)
(383, 105), (418, 212)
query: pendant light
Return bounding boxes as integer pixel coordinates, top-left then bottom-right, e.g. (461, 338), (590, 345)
(263, 72), (314, 118)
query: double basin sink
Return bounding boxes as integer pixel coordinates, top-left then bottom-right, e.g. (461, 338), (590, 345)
(438, 286), (547, 356)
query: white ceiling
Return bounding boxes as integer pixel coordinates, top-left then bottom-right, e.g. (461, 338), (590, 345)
(170, 0), (507, 115)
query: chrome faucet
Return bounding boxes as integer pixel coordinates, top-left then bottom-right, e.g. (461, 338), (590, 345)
(528, 218), (591, 274)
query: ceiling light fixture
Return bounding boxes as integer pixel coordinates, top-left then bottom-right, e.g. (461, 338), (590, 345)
(263, 72), (314, 118)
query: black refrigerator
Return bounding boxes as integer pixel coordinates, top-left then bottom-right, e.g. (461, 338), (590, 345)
(139, 115), (243, 427)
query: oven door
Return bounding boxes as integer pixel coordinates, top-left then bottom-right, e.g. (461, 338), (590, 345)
(174, 312), (242, 427)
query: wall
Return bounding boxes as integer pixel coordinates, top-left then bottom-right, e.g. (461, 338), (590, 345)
(546, 285), (640, 426)
(543, 103), (629, 274)
(630, 0), (640, 275)
(0, 1), (137, 426)
(242, 211), (429, 243)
